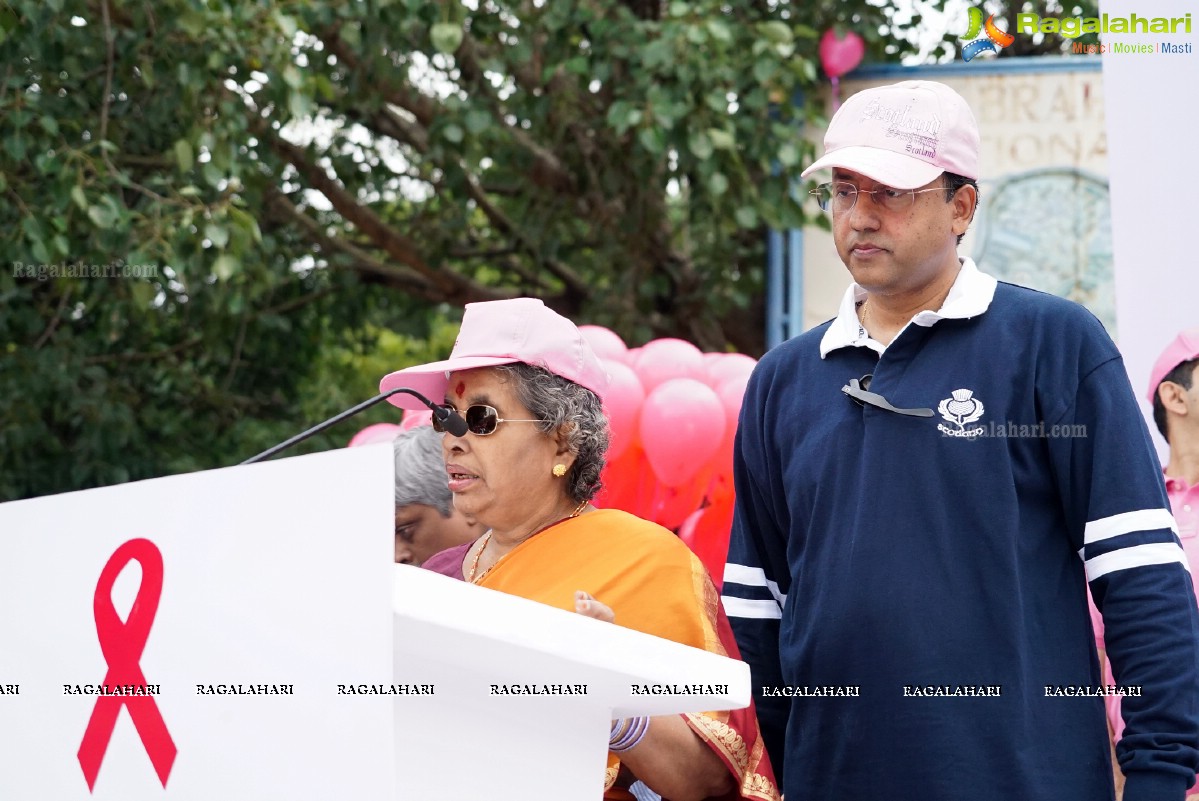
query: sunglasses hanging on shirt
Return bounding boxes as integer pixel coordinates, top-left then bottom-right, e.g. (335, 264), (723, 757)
(842, 375), (934, 417)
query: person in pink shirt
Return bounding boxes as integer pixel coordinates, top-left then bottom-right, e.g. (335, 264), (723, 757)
(1095, 328), (1199, 799)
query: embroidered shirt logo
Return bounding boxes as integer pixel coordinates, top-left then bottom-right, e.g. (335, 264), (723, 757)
(937, 388), (986, 438)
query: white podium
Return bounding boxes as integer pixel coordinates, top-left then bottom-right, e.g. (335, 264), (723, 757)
(0, 446), (750, 801)
(391, 565), (750, 801)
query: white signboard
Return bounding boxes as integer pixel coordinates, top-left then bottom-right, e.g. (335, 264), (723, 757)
(0, 445), (396, 800)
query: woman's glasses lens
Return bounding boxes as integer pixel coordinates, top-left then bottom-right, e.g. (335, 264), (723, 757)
(432, 404), (501, 435)
(465, 405), (499, 435)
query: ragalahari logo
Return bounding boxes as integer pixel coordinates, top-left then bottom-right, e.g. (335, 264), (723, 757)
(960, 7), (1015, 61)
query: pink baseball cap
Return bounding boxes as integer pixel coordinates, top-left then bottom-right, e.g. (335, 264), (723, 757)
(379, 297), (610, 410)
(801, 80), (980, 189)
(1147, 327), (1199, 405)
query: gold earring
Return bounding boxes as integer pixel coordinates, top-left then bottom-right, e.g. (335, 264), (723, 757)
(552, 464), (567, 477)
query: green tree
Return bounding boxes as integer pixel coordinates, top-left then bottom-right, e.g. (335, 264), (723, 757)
(0, 0), (909, 499)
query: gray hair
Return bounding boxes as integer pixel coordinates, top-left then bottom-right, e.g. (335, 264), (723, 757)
(492, 363), (609, 503)
(393, 425), (453, 516)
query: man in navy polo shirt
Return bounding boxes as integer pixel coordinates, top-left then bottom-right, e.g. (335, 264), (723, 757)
(723, 80), (1199, 801)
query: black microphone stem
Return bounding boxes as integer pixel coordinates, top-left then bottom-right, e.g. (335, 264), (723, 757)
(240, 387), (453, 465)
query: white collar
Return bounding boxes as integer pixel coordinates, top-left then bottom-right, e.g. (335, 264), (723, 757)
(819, 258), (998, 358)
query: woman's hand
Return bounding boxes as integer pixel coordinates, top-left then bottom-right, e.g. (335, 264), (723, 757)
(574, 590), (615, 623)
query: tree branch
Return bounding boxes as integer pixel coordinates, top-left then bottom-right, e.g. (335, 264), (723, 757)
(265, 187), (443, 301)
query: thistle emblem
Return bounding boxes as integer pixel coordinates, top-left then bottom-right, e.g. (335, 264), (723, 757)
(938, 388), (985, 431)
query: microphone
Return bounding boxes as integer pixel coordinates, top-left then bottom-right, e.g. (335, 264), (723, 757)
(240, 387), (468, 465)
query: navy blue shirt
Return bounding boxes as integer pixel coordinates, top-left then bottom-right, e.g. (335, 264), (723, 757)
(724, 265), (1199, 801)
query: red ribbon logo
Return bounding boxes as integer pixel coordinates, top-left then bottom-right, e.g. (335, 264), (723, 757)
(77, 538), (177, 791)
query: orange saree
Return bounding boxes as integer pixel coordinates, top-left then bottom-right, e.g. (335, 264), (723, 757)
(474, 508), (779, 801)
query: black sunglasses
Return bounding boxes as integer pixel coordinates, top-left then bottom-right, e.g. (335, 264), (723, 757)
(842, 374), (933, 417)
(432, 404), (543, 436)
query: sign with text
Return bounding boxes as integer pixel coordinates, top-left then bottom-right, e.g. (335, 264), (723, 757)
(0, 446), (396, 800)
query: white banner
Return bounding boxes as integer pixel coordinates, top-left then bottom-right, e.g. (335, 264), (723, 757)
(1101, 0), (1199, 451)
(0, 445), (396, 800)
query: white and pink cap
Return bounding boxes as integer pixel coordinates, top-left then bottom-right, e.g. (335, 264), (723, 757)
(379, 297), (610, 410)
(801, 80), (980, 189)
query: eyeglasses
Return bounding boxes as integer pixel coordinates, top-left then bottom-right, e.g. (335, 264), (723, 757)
(431, 404), (542, 436)
(810, 182), (945, 214)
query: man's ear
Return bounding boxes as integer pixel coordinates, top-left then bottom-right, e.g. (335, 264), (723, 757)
(951, 184), (978, 239)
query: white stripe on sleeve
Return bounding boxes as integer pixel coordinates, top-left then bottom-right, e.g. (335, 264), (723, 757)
(723, 563), (787, 607)
(721, 596), (782, 620)
(1084, 542), (1191, 581)
(1084, 509), (1179, 545)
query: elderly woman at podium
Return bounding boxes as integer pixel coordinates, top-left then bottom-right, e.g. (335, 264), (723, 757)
(380, 298), (778, 801)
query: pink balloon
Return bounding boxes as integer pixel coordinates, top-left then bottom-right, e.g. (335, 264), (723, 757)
(707, 373), (750, 503)
(348, 422), (401, 447)
(579, 325), (628, 362)
(633, 338), (706, 394)
(639, 378), (725, 486)
(704, 353), (757, 388)
(819, 29), (865, 79)
(399, 409), (433, 431)
(600, 359), (645, 461)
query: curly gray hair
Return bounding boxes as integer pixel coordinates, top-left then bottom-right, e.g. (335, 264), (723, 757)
(393, 425), (453, 516)
(492, 363), (609, 503)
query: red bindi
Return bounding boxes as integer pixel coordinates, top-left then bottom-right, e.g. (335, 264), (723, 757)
(454, 381), (466, 398)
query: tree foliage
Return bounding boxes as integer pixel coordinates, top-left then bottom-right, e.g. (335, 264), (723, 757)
(0, 0), (913, 499)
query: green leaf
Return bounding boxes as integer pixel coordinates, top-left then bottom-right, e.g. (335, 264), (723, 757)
(174, 139), (194, 172)
(205, 223), (230, 249)
(708, 128), (735, 150)
(735, 206), (759, 228)
(288, 90), (312, 120)
(463, 109), (491, 135)
(753, 58), (775, 84)
(87, 204), (118, 229)
(688, 130), (713, 160)
(283, 65), (303, 89)
(759, 21), (794, 44)
(668, 1), (688, 18)
(706, 20), (732, 44)
(274, 10), (299, 37)
(442, 123), (464, 144)
(229, 207), (263, 244)
(778, 142), (800, 167)
(212, 254), (239, 281)
(431, 23), (463, 54)
(637, 127), (665, 155)
(70, 185), (89, 211)
(708, 172), (729, 195)
(31, 239), (50, 264)
(39, 117), (59, 136)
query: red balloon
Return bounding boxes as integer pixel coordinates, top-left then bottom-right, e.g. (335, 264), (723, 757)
(579, 325), (628, 362)
(819, 29), (865, 79)
(632, 338), (706, 394)
(597, 445), (656, 518)
(639, 378), (725, 487)
(677, 498), (736, 589)
(647, 464), (711, 530)
(600, 359), (644, 461)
